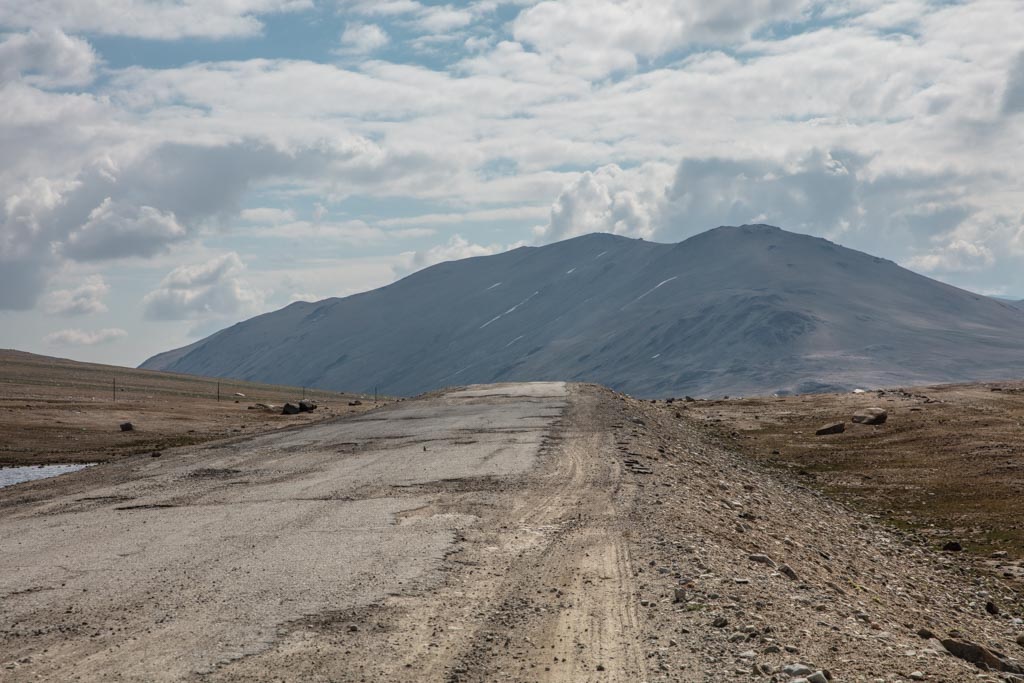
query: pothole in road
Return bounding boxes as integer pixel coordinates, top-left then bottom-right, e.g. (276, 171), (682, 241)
(0, 463), (96, 489)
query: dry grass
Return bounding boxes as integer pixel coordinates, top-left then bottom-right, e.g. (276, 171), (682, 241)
(671, 380), (1024, 580)
(0, 349), (387, 466)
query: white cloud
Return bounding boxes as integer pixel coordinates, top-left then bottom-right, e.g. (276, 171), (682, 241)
(395, 233), (504, 276)
(339, 0), (423, 17)
(512, 0), (811, 77)
(63, 198), (188, 261)
(415, 5), (474, 33)
(239, 207), (297, 224)
(44, 327), (126, 346)
(338, 22), (390, 54)
(0, 29), (99, 88)
(3, 0), (1024, 326)
(44, 275), (109, 315)
(535, 149), (1021, 284)
(142, 252), (264, 321)
(907, 239), (996, 273)
(0, 0), (313, 40)
(538, 162), (674, 241)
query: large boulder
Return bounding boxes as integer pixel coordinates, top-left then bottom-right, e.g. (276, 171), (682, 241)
(852, 407), (888, 425)
(815, 422), (845, 436)
(298, 400), (317, 412)
(941, 638), (1024, 674)
(281, 403), (301, 415)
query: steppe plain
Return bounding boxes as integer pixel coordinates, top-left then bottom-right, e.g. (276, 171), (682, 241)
(2, 355), (1023, 681)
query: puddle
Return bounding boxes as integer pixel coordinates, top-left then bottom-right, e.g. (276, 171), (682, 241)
(0, 463), (95, 489)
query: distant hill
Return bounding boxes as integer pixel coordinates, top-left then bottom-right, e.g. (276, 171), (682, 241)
(141, 225), (1024, 397)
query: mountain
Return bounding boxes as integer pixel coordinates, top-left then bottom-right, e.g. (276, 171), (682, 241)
(141, 225), (1024, 397)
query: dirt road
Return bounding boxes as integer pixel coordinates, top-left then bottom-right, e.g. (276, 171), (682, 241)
(3, 383), (1024, 682)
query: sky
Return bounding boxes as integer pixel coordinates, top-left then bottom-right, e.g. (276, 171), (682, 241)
(1, 0), (1023, 367)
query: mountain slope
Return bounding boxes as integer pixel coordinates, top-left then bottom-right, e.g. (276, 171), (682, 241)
(141, 225), (1024, 396)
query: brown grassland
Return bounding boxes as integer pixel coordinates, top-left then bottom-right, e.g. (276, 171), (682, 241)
(0, 349), (385, 467)
(676, 380), (1024, 587)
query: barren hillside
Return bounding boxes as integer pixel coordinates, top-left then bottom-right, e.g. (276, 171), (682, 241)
(141, 225), (1024, 398)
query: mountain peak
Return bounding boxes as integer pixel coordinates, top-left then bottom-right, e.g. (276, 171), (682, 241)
(142, 226), (1024, 398)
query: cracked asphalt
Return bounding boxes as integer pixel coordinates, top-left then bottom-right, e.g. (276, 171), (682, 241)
(0, 383), (567, 681)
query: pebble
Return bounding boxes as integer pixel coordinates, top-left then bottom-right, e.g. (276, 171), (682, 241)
(783, 663), (814, 676)
(909, 672), (925, 681)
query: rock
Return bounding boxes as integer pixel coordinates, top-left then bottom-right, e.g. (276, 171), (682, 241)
(1017, 634), (1024, 647)
(986, 601), (1000, 615)
(298, 400), (317, 412)
(815, 422), (845, 436)
(940, 638), (1024, 674)
(150, 451), (161, 458)
(119, 422), (133, 432)
(712, 616), (729, 628)
(852, 407), (888, 425)
(908, 673), (925, 681)
(348, 400), (362, 406)
(673, 587), (686, 603)
(783, 663), (814, 676)
(281, 403), (301, 415)
(778, 563), (799, 581)
(917, 627), (935, 640)
(749, 554), (776, 568)
(807, 672), (829, 683)
(942, 541), (963, 552)
(233, 392), (245, 398)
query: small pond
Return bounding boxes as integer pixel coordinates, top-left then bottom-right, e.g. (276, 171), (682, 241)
(0, 463), (95, 489)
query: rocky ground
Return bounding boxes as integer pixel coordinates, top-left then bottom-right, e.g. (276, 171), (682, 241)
(618, 392), (1024, 681)
(0, 350), (382, 467)
(2, 381), (1023, 682)
(677, 382), (1024, 591)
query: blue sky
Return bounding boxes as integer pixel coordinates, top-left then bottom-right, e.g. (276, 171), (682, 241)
(1, 0), (1023, 365)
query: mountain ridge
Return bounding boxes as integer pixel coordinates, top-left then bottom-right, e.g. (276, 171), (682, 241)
(141, 225), (1024, 397)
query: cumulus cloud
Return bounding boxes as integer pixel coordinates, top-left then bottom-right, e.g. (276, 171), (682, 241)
(0, 0), (313, 40)
(44, 275), (109, 315)
(395, 234), (504, 277)
(0, 29), (99, 88)
(415, 5), (474, 33)
(63, 199), (188, 261)
(0, 137), (430, 310)
(338, 22), (389, 54)
(142, 252), (264, 321)
(907, 239), (996, 273)
(538, 162), (674, 242)
(44, 327), (126, 346)
(535, 149), (1016, 282)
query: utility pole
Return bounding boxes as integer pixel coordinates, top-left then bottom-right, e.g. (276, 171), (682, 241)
(217, 381), (220, 402)
(374, 385), (378, 406)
